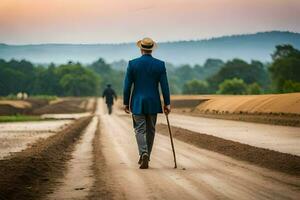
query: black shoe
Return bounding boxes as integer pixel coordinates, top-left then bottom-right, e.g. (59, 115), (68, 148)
(138, 155), (151, 164)
(139, 153), (149, 169)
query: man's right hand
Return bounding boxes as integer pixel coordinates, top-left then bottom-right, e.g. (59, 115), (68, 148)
(124, 105), (130, 114)
(164, 105), (171, 115)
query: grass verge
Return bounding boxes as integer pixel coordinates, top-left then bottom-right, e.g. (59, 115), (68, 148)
(0, 115), (44, 123)
(0, 95), (57, 101)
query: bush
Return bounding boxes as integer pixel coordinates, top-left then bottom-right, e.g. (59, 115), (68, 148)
(217, 78), (248, 94)
(182, 80), (209, 94)
(282, 80), (300, 93)
(247, 83), (262, 94)
(0, 94), (17, 100)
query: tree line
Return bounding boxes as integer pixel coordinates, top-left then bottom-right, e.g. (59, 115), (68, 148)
(178, 44), (300, 94)
(0, 58), (127, 97)
(0, 44), (299, 97)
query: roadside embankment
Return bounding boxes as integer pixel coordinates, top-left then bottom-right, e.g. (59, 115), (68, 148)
(33, 97), (95, 115)
(0, 97), (96, 117)
(171, 93), (300, 126)
(0, 100), (33, 116)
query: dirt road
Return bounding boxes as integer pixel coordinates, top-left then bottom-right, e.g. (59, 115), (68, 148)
(47, 99), (300, 199)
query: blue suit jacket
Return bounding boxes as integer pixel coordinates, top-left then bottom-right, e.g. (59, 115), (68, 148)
(123, 54), (170, 115)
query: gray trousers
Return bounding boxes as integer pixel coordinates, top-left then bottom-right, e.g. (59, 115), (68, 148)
(132, 114), (157, 157)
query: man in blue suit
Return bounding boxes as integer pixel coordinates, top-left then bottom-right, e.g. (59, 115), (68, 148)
(123, 37), (171, 169)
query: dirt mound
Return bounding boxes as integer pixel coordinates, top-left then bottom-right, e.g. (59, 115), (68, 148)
(183, 112), (300, 127)
(33, 98), (89, 114)
(26, 99), (49, 110)
(171, 99), (208, 108)
(195, 93), (300, 115)
(0, 100), (31, 109)
(0, 116), (92, 199)
(171, 94), (300, 126)
(157, 124), (300, 176)
(0, 99), (49, 116)
(0, 100), (32, 116)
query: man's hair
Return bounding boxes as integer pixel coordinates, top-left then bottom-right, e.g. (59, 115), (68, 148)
(142, 49), (152, 54)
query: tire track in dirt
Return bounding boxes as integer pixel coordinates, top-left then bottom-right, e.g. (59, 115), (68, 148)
(87, 118), (115, 200)
(100, 113), (205, 200)
(46, 116), (98, 200)
(46, 98), (101, 200)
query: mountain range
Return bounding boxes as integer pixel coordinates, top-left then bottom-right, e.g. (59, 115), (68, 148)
(0, 31), (300, 65)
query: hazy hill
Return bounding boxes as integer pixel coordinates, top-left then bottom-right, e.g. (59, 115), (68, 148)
(0, 31), (300, 65)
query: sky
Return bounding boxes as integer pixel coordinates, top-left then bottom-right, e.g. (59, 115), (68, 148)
(0, 0), (299, 44)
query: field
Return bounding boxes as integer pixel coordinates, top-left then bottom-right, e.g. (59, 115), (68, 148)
(0, 96), (299, 199)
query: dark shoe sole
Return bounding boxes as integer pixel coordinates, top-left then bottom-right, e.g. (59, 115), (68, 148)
(139, 154), (149, 169)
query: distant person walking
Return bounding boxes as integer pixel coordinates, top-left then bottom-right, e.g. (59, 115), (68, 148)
(102, 84), (117, 114)
(123, 37), (171, 169)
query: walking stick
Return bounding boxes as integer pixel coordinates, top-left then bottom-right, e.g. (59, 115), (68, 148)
(165, 114), (177, 169)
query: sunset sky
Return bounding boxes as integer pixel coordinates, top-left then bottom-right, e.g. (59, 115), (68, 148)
(0, 0), (299, 44)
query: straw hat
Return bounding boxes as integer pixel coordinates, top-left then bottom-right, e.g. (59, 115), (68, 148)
(137, 37), (157, 51)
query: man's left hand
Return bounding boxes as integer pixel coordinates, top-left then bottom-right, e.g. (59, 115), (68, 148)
(164, 105), (171, 115)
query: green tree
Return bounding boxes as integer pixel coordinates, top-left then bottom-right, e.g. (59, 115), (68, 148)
(88, 58), (112, 75)
(163, 59), (224, 94)
(217, 78), (248, 94)
(208, 59), (269, 93)
(0, 59), (37, 96)
(32, 64), (62, 95)
(182, 80), (209, 94)
(88, 58), (123, 94)
(269, 44), (300, 92)
(174, 64), (197, 84)
(59, 73), (98, 96)
(57, 63), (100, 96)
(282, 80), (300, 93)
(247, 83), (262, 94)
(165, 63), (182, 94)
(0, 58), (105, 97)
(202, 58), (224, 78)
